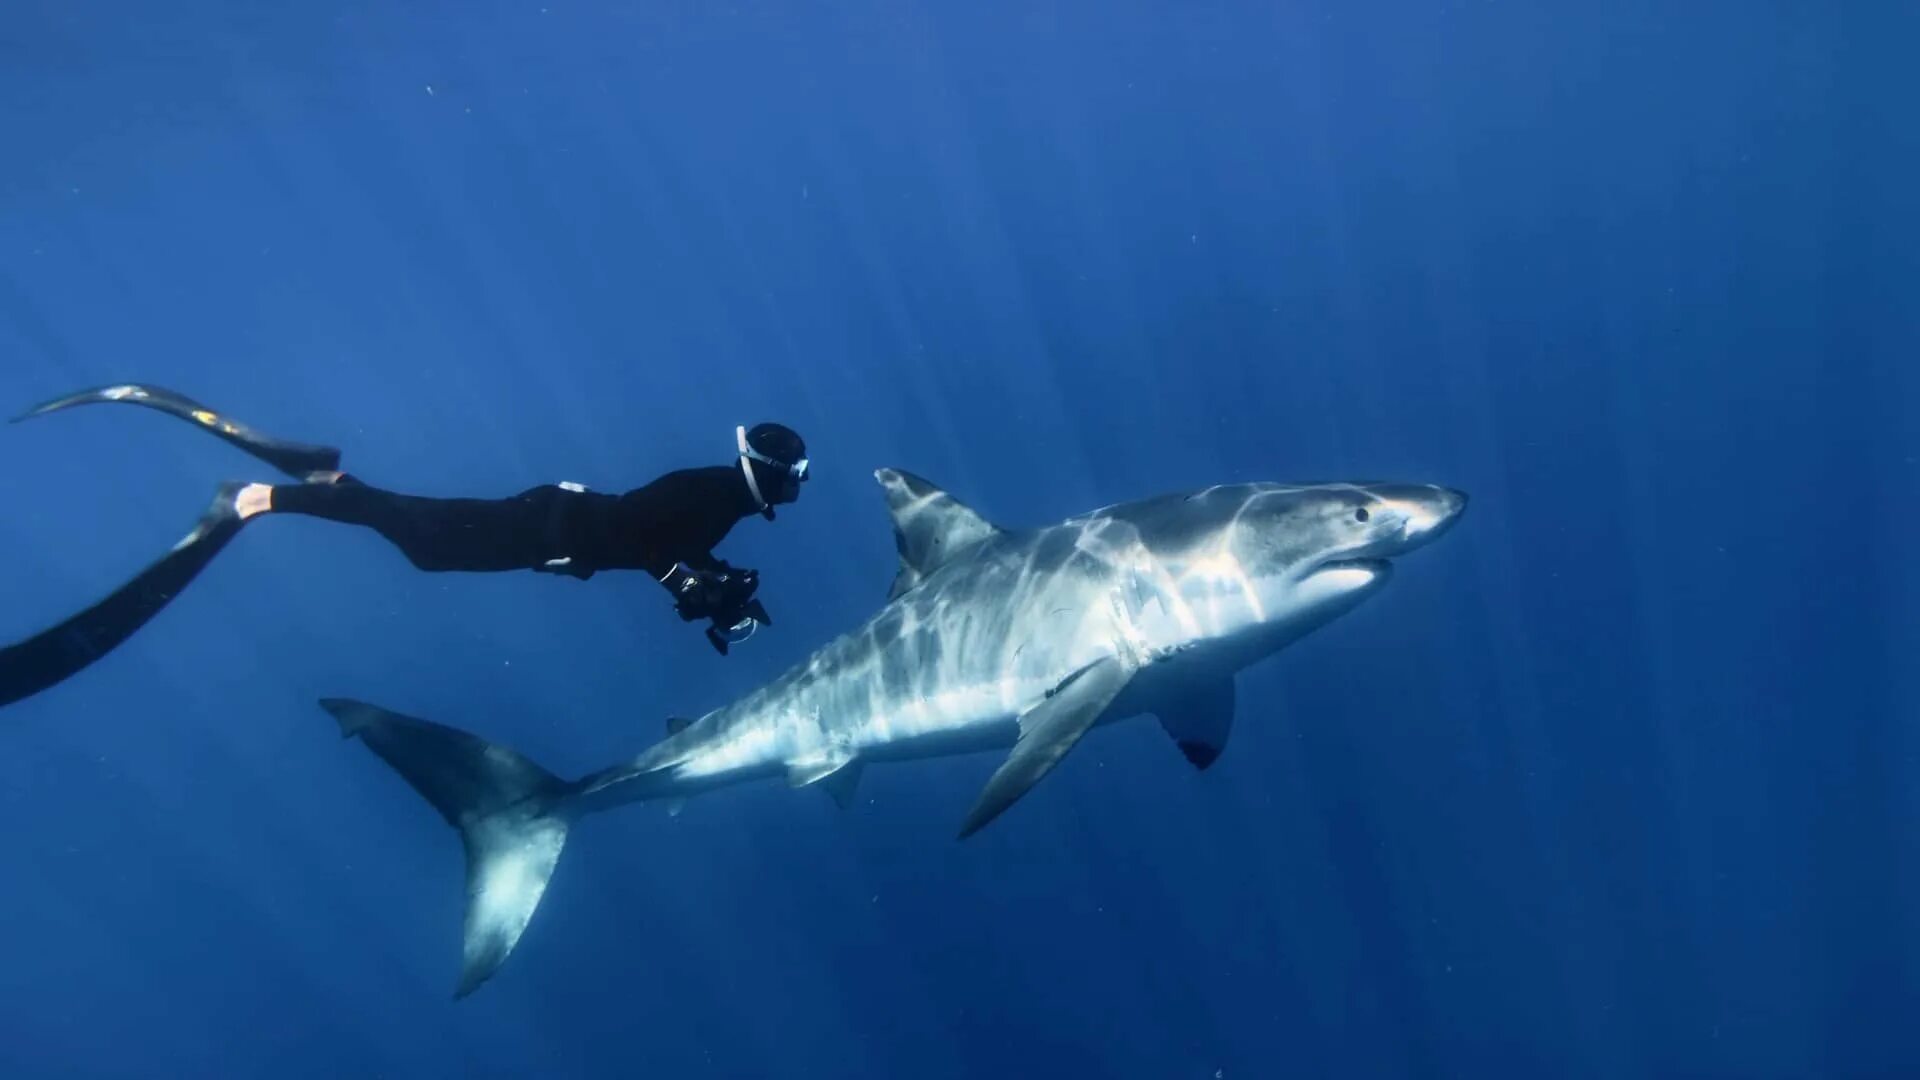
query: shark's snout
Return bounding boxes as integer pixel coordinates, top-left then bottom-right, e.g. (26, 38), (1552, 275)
(1366, 484), (1468, 551)
(1413, 486), (1468, 541)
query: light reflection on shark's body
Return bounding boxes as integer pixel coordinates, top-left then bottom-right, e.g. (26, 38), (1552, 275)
(323, 467), (1467, 996)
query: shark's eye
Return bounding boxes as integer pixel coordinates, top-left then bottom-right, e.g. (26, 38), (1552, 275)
(1354, 507), (1370, 523)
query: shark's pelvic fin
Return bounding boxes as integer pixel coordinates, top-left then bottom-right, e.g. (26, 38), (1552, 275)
(817, 761), (864, 809)
(319, 698), (572, 999)
(1153, 676), (1237, 769)
(787, 750), (857, 786)
(874, 468), (1004, 600)
(957, 656), (1133, 839)
(788, 752), (864, 809)
(779, 751), (864, 810)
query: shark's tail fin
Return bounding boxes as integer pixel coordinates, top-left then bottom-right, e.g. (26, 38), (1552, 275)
(319, 697), (573, 999)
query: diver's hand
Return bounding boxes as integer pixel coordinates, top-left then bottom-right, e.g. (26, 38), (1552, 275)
(664, 563), (758, 621)
(666, 566), (721, 620)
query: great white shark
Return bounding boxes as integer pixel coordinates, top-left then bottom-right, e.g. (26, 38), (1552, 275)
(321, 467), (1467, 997)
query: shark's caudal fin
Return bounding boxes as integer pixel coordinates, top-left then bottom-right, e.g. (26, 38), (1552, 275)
(319, 698), (572, 999)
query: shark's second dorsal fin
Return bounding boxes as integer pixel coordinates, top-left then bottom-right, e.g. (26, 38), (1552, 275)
(875, 468), (1002, 600)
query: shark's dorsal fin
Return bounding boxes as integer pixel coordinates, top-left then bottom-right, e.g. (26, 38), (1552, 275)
(665, 716), (692, 736)
(875, 468), (1003, 600)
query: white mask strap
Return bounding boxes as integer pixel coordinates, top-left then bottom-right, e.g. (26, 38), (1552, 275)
(736, 425), (768, 511)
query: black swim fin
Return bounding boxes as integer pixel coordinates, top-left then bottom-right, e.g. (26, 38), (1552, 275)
(0, 483), (250, 708)
(13, 383), (341, 480)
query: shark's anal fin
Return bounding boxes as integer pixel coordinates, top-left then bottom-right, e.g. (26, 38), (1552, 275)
(957, 656), (1132, 839)
(318, 698), (572, 1000)
(1154, 677), (1236, 770)
(874, 468), (1003, 600)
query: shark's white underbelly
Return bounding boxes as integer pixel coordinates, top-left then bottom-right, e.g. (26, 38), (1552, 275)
(668, 606), (1121, 784)
(670, 669), (1054, 781)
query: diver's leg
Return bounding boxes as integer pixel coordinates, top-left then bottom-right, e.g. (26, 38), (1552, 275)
(265, 481), (559, 572)
(0, 479), (559, 709)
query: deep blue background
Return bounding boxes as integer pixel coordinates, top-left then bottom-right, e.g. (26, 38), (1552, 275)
(1, 2), (1914, 1076)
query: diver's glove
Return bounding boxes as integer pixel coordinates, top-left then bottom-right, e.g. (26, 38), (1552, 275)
(660, 562), (771, 655)
(661, 563), (757, 621)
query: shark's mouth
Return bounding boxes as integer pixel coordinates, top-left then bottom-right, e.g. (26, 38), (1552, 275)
(1300, 558), (1393, 593)
(1314, 557), (1390, 576)
(1320, 557), (1382, 576)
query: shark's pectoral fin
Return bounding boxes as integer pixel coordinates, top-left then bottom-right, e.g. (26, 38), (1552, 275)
(787, 752), (863, 809)
(1154, 676), (1236, 770)
(957, 656), (1133, 839)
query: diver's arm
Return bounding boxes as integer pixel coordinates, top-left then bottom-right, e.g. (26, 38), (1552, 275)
(682, 549), (735, 573)
(617, 473), (742, 582)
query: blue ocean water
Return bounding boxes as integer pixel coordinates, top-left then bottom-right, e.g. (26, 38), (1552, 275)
(1, 2), (1914, 1076)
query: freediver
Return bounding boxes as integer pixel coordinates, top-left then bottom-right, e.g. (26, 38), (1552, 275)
(0, 384), (809, 708)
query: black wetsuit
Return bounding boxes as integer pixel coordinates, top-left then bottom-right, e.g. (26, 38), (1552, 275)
(0, 380), (793, 708)
(270, 466), (764, 581)
(0, 465), (765, 708)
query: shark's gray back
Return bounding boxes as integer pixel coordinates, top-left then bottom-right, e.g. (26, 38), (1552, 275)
(582, 472), (1432, 798)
